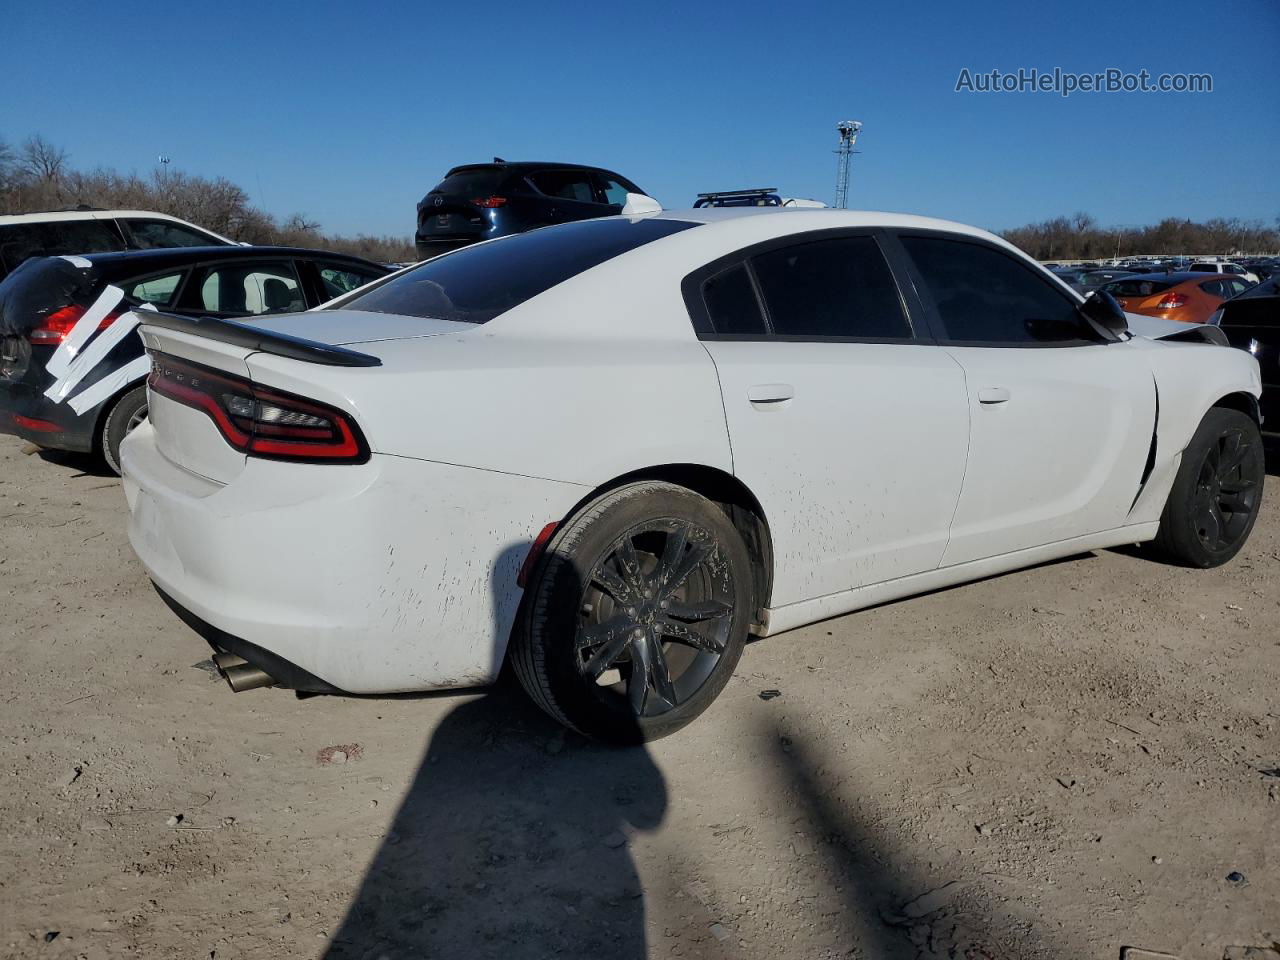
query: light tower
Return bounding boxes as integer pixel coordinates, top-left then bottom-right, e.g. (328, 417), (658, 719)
(833, 120), (862, 210)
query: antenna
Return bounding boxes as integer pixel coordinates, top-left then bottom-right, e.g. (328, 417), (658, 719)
(833, 120), (862, 210)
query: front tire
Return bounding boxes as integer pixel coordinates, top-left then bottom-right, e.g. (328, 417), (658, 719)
(1152, 407), (1264, 567)
(100, 385), (149, 476)
(513, 482), (753, 743)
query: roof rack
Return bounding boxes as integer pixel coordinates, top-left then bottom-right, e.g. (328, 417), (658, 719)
(694, 188), (782, 208)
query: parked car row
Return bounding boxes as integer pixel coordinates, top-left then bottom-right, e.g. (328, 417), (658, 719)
(1, 164), (1271, 742)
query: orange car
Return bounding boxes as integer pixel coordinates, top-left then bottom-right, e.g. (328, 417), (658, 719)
(1101, 271), (1254, 324)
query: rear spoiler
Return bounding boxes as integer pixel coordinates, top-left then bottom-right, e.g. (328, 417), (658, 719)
(136, 310), (382, 368)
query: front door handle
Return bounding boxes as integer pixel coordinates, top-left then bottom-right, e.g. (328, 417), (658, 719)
(747, 383), (795, 406)
(978, 387), (1011, 404)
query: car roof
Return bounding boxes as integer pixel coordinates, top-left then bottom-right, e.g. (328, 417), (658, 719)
(644, 206), (1014, 243)
(1105, 272), (1219, 285)
(0, 209), (210, 225)
(445, 161), (622, 175)
(69, 245), (388, 275)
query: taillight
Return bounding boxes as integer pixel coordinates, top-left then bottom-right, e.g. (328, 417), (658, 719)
(471, 196), (508, 208)
(29, 304), (123, 344)
(1155, 293), (1189, 310)
(146, 352), (369, 464)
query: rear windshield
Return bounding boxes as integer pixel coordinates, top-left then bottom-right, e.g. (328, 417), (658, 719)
(1104, 277), (1179, 297)
(1188, 263), (1216, 273)
(342, 218), (700, 324)
(431, 168), (509, 197)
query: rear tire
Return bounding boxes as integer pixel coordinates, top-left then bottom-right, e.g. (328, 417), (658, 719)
(1152, 407), (1264, 568)
(512, 482), (753, 743)
(100, 385), (149, 476)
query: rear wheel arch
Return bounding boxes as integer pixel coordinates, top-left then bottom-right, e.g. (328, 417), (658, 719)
(94, 377), (149, 474)
(556, 464), (774, 623)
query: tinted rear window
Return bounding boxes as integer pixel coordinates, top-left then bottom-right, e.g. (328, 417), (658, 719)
(1104, 278), (1179, 297)
(432, 168), (508, 197)
(343, 218), (699, 323)
(1188, 263), (1216, 273)
(0, 220), (126, 276)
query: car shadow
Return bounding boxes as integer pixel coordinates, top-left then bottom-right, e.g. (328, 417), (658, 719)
(1265, 435), (1280, 477)
(322, 682), (665, 960)
(35, 446), (117, 478)
(323, 544), (667, 960)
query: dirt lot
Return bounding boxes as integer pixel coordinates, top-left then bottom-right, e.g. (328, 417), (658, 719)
(0, 432), (1277, 960)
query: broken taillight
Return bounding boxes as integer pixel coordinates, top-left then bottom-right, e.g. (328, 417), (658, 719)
(146, 352), (369, 464)
(29, 304), (123, 344)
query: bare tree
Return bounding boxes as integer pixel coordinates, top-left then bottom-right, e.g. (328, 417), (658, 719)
(17, 135), (69, 182)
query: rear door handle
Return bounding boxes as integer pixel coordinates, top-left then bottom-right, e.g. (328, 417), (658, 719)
(978, 387), (1011, 404)
(747, 383), (795, 405)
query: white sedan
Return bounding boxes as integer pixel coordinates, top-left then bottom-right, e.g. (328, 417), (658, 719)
(121, 208), (1266, 742)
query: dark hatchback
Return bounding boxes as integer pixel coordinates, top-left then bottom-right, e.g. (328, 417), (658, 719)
(414, 161), (645, 260)
(0, 246), (391, 473)
(1216, 277), (1278, 434)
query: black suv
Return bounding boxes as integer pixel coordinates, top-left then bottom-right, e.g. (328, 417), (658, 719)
(415, 161), (646, 260)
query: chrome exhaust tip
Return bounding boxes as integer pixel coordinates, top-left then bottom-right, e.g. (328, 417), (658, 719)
(223, 663), (277, 693)
(212, 652), (247, 672)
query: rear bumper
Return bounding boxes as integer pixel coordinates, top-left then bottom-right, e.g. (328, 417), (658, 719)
(120, 419), (585, 694)
(0, 381), (96, 452)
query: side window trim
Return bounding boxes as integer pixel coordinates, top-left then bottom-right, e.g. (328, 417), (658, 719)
(890, 228), (1105, 349)
(680, 228), (929, 343)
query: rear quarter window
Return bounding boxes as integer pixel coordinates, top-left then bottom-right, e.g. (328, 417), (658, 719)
(342, 218), (699, 323)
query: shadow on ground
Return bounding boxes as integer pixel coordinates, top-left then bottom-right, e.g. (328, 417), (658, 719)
(762, 714), (1078, 960)
(323, 681), (665, 960)
(35, 446), (116, 478)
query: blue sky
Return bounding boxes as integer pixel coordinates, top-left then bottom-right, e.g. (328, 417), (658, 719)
(5, 0), (1278, 237)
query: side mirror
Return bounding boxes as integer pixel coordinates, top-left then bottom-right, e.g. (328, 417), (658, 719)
(1080, 289), (1129, 339)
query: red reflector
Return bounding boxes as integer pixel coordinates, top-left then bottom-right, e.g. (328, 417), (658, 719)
(471, 196), (508, 208)
(146, 352), (370, 464)
(13, 414), (63, 433)
(1155, 293), (1189, 309)
(517, 522), (559, 588)
(30, 304), (122, 344)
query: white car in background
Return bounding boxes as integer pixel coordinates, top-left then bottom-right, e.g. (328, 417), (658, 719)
(0, 208), (237, 282)
(120, 209), (1265, 742)
(1188, 260), (1260, 285)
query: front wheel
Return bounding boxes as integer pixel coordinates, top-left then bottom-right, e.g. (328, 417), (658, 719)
(1152, 407), (1265, 567)
(100, 385), (149, 476)
(513, 482), (753, 743)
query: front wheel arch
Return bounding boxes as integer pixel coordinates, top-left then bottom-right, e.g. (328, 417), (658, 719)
(1209, 391), (1262, 428)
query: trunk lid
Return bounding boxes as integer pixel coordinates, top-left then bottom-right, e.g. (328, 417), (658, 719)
(135, 310), (473, 484)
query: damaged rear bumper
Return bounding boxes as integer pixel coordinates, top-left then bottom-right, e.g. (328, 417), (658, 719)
(120, 418), (585, 695)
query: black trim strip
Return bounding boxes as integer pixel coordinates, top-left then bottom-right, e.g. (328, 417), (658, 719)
(136, 309), (382, 367)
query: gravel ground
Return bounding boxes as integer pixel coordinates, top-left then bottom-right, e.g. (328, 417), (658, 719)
(1, 432), (1277, 960)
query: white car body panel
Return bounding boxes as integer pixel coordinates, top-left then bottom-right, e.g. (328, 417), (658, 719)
(939, 341), (1154, 565)
(705, 340), (968, 604)
(121, 208), (1263, 694)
